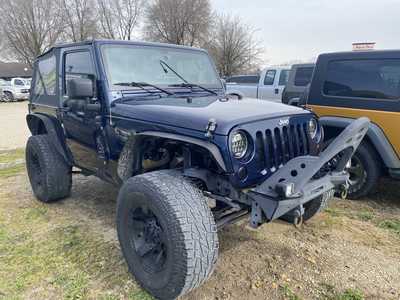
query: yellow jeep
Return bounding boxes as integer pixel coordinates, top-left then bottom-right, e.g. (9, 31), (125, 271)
(305, 50), (400, 198)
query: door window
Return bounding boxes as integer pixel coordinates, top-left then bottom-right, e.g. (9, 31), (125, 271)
(64, 51), (95, 94)
(14, 79), (25, 86)
(263, 70), (276, 85)
(278, 70), (290, 86)
(324, 59), (400, 100)
(294, 67), (314, 86)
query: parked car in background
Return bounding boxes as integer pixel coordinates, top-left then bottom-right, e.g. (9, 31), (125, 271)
(282, 63), (315, 105)
(226, 67), (291, 102)
(304, 50), (400, 199)
(0, 77), (31, 101)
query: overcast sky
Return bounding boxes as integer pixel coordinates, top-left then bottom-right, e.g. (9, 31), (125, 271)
(211, 0), (400, 66)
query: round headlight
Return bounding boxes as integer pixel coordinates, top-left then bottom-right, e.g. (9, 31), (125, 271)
(308, 118), (318, 139)
(231, 131), (248, 159)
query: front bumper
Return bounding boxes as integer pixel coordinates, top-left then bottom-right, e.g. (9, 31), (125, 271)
(247, 117), (370, 226)
(15, 92), (29, 100)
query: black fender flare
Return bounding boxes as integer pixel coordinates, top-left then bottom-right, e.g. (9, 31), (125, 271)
(320, 116), (400, 169)
(26, 113), (73, 166)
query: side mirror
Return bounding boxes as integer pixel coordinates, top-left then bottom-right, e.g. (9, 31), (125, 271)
(66, 78), (94, 99)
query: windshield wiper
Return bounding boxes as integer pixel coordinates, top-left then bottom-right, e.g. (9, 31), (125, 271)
(114, 81), (174, 96)
(159, 60), (218, 96)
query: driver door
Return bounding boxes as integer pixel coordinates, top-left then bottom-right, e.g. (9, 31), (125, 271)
(61, 49), (102, 172)
(258, 69), (277, 100)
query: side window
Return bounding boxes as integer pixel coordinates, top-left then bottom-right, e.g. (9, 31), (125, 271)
(294, 67), (314, 86)
(246, 75), (260, 84)
(226, 76), (259, 84)
(264, 70), (276, 85)
(278, 70), (290, 86)
(324, 59), (400, 100)
(14, 79), (25, 86)
(226, 76), (238, 83)
(33, 55), (57, 96)
(226, 76), (241, 83)
(64, 51), (95, 94)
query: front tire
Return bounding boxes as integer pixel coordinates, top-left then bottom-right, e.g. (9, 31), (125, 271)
(26, 135), (72, 202)
(116, 170), (219, 300)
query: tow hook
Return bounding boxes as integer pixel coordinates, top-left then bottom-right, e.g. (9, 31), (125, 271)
(292, 207), (304, 228)
(293, 214), (303, 228)
(338, 184), (349, 200)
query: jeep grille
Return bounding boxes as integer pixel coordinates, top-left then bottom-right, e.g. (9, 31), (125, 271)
(255, 123), (310, 172)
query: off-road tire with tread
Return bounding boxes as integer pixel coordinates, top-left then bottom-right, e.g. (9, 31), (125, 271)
(116, 170), (219, 300)
(26, 135), (72, 202)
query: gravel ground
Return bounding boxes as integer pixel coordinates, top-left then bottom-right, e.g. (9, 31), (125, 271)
(1, 102), (400, 299)
(0, 102), (30, 150)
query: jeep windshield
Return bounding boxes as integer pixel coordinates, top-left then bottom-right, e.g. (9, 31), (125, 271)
(101, 44), (223, 97)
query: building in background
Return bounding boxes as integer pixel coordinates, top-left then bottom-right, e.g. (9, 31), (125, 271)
(0, 61), (32, 80)
(352, 42), (376, 51)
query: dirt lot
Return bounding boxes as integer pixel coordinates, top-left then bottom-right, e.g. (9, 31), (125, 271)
(0, 102), (30, 151)
(1, 103), (400, 300)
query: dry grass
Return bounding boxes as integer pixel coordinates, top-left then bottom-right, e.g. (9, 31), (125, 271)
(0, 149), (399, 300)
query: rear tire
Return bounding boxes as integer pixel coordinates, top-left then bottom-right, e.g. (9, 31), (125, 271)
(116, 170), (218, 300)
(347, 142), (381, 199)
(26, 135), (72, 202)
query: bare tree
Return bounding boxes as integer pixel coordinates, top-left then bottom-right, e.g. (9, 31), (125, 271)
(97, 0), (143, 40)
(61, 0), (99, 42)
(0, 0), (64, 65)
(206, 14), (264, 77)
(144, 0), (212, 46)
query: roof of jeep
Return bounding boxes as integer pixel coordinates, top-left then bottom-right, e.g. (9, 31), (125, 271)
(318, 49), (400, 60)
(38, 39), (207, 59)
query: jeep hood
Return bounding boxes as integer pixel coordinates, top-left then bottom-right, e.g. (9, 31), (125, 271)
(111, 96), (309, 135)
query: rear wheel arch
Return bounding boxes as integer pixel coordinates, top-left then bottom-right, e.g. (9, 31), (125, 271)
(26, 114), (73, 166)
(227, 91), (244, 99)
(27, 114), (47, 135)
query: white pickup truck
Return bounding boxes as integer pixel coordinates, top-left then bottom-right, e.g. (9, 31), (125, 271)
(0, 78), (31, 101)
(226, 67), (291, 102)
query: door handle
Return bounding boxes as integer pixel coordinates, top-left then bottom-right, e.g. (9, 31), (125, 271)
(274, 88), (279, 94)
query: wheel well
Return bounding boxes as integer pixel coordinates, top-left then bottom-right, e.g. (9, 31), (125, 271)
(117, 135), (223, 182)
(26, 115), (48, 135)
(140, 136), (221, 172)
(323, 125), (385, 172)
(228, 93), (243, 100)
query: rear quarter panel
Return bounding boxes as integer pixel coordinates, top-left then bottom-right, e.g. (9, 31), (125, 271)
(310, 105), (400, 157)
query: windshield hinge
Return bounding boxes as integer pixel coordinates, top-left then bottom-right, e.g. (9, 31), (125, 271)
(205, 118), (217, 139)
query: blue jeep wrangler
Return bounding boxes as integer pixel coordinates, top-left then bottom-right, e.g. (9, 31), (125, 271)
(26, 40), (368, 299)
